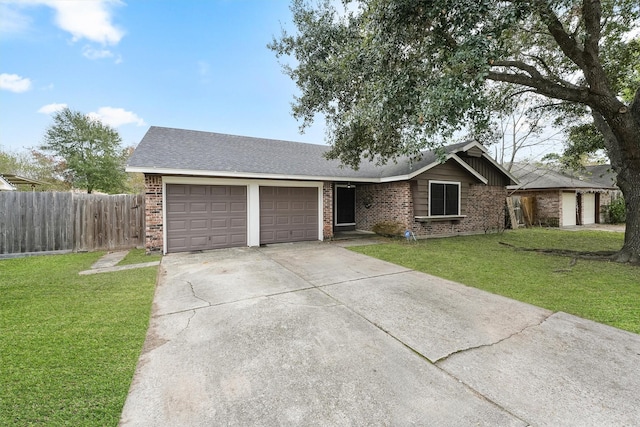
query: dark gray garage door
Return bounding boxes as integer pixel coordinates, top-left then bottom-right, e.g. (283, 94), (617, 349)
(166, 184), (247, 253)
(260, 186), (318, 244)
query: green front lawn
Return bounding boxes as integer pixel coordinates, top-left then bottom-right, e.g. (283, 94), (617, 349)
(351, 228), (640, 334)
(0, 252), (158, 426)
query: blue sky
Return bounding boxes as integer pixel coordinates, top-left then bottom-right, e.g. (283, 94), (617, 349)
(0, 0), (326, 153)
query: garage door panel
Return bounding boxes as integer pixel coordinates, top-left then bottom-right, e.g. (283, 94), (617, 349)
(189, 202), (207, 213)
(190, 219), (208, 230)
(167, 185), (187, 196)
(211, 202), (228, 212)
(229, 187), (245, 196)
(260, 186), (318, 244)
(211, 218), (228, 228)
(230, 218), (246, 227)
(230, 233), (247, 244)
(230, 202), (245, 212)
(190, 236), (209, 247)
(189, 186), (207, 196)
(168, 219), (187, 231)
(276, 216), (290, 225)
(166, 184), (247, 253)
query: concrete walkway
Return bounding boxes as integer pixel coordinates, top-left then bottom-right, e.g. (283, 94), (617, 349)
(120, 242), (640, 426)
(78, 250), (160, 275)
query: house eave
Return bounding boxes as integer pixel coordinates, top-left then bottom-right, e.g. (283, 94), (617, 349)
(126, 166), (386, 183)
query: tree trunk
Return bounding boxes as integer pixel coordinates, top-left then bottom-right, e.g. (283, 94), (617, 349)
(593, 107), (640, 264)
(612, 166), (640, 264)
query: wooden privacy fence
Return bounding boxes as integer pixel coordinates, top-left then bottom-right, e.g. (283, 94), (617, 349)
(0, 192), (145, 255)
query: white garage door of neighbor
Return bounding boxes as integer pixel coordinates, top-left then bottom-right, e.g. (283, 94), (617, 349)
(583, 193), (596, 225)
(165, 184), (247, 253)
(562, 192), (577, 226)
(259, 186), (318, 244)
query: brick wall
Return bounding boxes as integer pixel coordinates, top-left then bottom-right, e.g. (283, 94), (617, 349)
(355, 182), (507, 237)
(144, 174), (163, 253)
(515, 190), (561, 226)
(412, 184), (506, 236)
(323, 182), (334, 239)
(355, 182), (413, 231)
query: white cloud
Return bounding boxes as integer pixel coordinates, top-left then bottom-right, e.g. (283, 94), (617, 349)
(0, 73), (32, 92)
(43, 0), (124, 45)
(1, 0), (124, 45)
(82, 45), (114, 60)
(0, 3), (32, 35)
(88, 107), (146, 128)
(38, 103), (67, 114)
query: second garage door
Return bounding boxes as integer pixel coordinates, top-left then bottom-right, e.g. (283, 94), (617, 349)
(582, 193), (596, 225)
(166, 184), (247, 253)
(260, 186), (318, 244)
(562, 192), (577, 226)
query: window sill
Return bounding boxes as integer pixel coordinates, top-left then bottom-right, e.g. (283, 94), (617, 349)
(414, 215), (466, 223)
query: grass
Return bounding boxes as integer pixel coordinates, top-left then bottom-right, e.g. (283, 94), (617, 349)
(118, 248), (162, 266)
(351, 228), (640, 334)
(0, 251), (158, 426)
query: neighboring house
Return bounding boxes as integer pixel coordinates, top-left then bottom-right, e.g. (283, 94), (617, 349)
(0, 174), (44, 191)
(127, 126), (517, 254)
(509, 163), (617, 227)
(0, 175), (16, 191)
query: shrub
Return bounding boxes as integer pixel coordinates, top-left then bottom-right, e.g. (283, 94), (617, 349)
(372, 220), (405, 237)
(607, 197), (626, 224)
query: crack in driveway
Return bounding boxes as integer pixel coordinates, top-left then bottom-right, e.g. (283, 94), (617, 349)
(434, 311), (555, 364)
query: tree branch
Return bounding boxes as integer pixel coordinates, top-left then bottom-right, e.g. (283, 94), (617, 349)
(491, 60), (543, 79)
(524, 54), (582, 89)
(582, 0), (601, 57)
(487, 70), (589, 104)
(533, 0), (586, 70)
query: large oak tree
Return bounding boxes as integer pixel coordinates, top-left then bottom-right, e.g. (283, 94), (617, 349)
(270, 0), (640, 263)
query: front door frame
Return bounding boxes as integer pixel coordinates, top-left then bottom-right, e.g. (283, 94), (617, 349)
(334, 184), (356, 227)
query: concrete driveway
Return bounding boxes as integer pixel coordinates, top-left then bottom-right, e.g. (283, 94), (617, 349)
(120, 242), (640, 426)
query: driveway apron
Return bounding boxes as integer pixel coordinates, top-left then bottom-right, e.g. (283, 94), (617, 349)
(120, 242), (640, 426)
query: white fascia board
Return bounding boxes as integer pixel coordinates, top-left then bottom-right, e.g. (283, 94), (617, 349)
(449, 154), (489, 184)
(0, 177), (16, 191)
(460, 140), (488, 153)
(126, 166), (376, 183)
(162, 175), (322, 187)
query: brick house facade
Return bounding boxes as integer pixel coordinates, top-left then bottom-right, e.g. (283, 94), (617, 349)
(129, 127), (517, 253)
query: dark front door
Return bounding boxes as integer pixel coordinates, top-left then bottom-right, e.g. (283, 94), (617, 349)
(336, 186), (356, 225)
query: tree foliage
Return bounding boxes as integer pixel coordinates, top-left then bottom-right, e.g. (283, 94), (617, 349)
(40, 108), (128, 194)
(271, 0), (640, 262)
(0, 148), (70, 191)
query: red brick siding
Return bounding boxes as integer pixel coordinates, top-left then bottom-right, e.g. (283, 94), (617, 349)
(144, 174), (163, 253)
(323, 182), (334, 239)
(355, 182), (413, 231)
(355, 182), (506, 237)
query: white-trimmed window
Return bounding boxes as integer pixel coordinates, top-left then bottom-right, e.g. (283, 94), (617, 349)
(429, 181), (460, 216)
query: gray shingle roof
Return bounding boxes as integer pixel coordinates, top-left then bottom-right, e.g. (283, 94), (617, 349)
(509, 163), (616, 190)
(127, 126), (475, 181)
